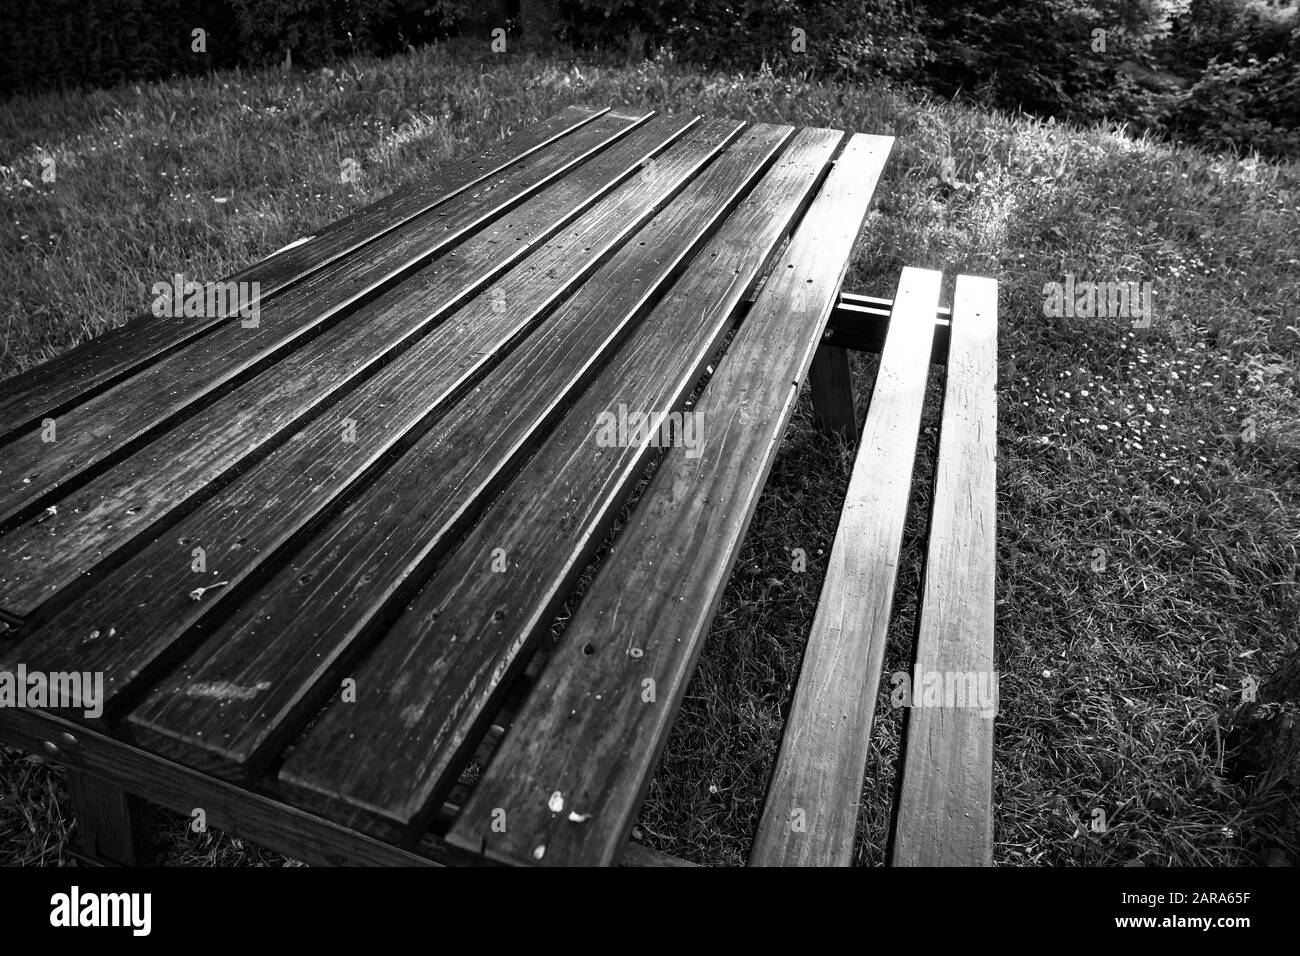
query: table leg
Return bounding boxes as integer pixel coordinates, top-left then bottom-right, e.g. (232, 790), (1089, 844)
(809, 343), (856, 440)
(67, 770), (147, 866)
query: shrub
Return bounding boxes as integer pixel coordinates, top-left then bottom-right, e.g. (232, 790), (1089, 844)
(0, 0), (469, 94)
(558, 0), (930, 81)
(1168, 42), (1300, 155)
(0, 0), (241, 94)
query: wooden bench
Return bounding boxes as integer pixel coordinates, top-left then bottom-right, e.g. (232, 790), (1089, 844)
(753, 270), (998, 866)
(0, 106), (996, 866)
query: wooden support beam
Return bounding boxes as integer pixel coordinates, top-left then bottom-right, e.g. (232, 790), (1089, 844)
(808, 343), (857, 440)
(0, 705), (680, 867)
(824, 291), (951, 363)
(66, 770), (147, 866)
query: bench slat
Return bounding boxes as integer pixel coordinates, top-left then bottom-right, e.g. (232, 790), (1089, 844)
(0, 115), (697, 621)
(890, 274), (997, 867)
(433, 134), (893, 865)
(0, 106), (605, 444)
(0, 111), (647, 530)
(262, 127), (843, 841)
(268, 125), (818, 834)
(748, 266), (941, 867)
(119, 120), (770, 778)
(3, 117), (730, 707)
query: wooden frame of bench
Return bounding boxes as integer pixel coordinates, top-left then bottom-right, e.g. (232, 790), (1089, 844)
(761, 268), (998, 866)
(2, 272), (994, 869)
(0, 109), (996, 867)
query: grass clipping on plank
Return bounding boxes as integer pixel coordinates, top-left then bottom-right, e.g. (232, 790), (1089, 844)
(1, 39), (1297, 866)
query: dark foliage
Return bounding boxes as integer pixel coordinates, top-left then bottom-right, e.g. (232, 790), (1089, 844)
(0, 0), (241, 93)
(1, 0), (1295, 156)
(0, 0), (467, 94)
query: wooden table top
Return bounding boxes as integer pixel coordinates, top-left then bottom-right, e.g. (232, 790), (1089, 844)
(0, 106), (893, 866)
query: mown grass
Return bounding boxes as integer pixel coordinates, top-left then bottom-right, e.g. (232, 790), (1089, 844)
(1, 40), (1297, 866)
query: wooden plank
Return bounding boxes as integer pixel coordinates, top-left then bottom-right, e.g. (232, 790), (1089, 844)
(442, 134), (895, 866)
(890, 273), (997, 868)
(219, 105), (607, 292)
(0, 106), (606, 443)
(127, 123), (792, 798)
(748, 266), (941, 867)
(808, 343), (857, 439)
(255, 128), (842, 842)
(422, 128), (841, 856)
(2, 118), (740, 712)
(0, 110), (648, 530)
(0, 114), (697, 621)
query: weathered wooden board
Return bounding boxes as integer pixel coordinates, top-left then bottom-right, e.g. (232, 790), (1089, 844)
(0, 106), (605, 444)
(251, 128), (846, 842)
(127, 122), (786, 794)
(0, 114), (953, 870)
(0, 114), (696, 620)
(437, 134), (894, 865)
(2, 118), (738, 713)
(749, 266), (941, 867)
(434, 129), (844, 859)
(890, 273), (998, 867)
(0, 111), (647, 529)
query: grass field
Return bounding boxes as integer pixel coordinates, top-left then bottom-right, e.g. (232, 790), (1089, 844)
(1, 40), (1297, 866)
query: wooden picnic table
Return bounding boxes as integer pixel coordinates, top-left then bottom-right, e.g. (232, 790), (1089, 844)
(0, 106), (997, 867)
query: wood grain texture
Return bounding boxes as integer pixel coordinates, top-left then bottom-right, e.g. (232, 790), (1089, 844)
(890, 273), (997, 867)
(1, 116), (719, 710)
(748, 266), (940, 867)
(273, 127), (841, 842)
(440, 133), (894, 866)
(0, 115), (695, 621)
(809, 343), (857, 438)
(267, 125), (811, 835)
(0, 106), (605, 445)
(0, 111), (647, 531)
(117, 120), (760, 779)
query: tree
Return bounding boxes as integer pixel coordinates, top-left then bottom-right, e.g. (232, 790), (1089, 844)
(519, 0), (558, 48)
